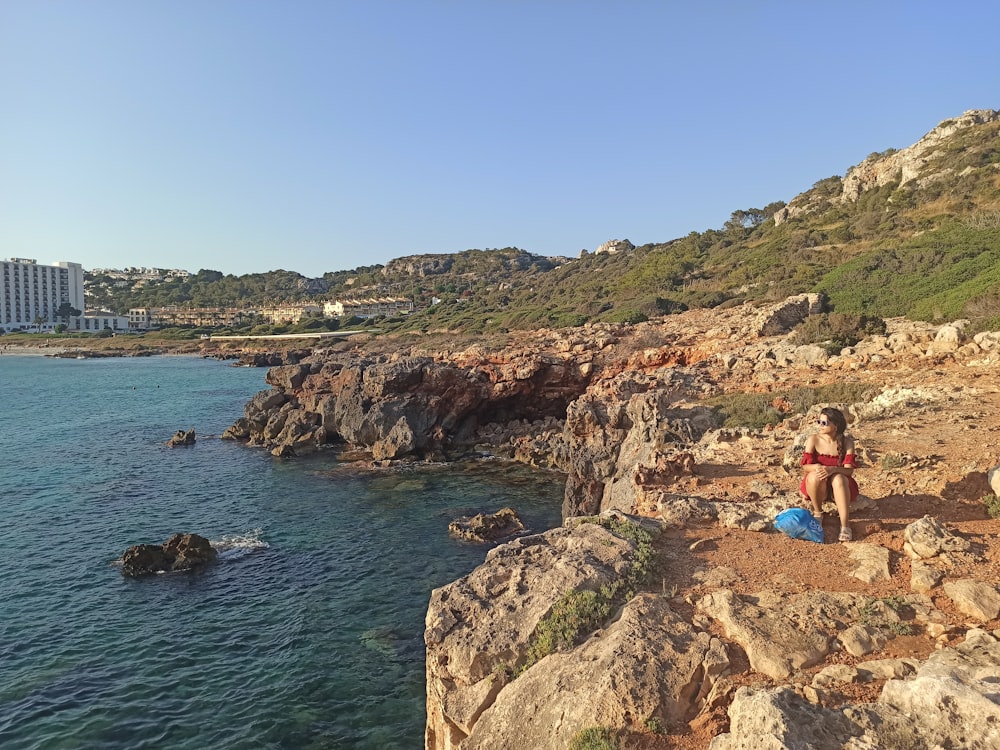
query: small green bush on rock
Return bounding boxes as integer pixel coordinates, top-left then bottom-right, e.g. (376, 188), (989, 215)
(568, 727), (620, 750)
(519, 518), (655, 673)
(983, 494), (1000, 519)
(790, 312), (887, 352)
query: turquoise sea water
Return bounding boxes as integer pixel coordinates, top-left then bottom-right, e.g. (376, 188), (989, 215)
(0, 355), (564, 749)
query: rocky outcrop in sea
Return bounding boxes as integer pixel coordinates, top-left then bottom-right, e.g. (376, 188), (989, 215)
(120, 533), (218, 576)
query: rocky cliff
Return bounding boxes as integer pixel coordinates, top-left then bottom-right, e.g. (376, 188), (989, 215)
(225, 295), (1000, 748)
(775, 108), (1000, 224)
(840, 108), (1000, 202)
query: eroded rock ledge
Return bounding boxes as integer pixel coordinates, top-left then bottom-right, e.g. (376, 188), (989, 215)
(424, 512), (1000, 750)
(425, 518), (730, 750)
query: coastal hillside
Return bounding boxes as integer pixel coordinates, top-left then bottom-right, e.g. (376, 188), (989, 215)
(87, 109), (1000, 335)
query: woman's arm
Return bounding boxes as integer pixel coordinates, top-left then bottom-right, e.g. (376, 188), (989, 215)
(801, 435), (822, 474)
(835, 436), (857, 477)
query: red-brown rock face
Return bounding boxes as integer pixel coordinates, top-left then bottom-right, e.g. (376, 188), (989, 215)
(223, 347), (597, 462)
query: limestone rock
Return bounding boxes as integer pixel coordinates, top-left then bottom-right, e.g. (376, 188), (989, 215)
(562, 369), (714, 518)
(841, 109), (1000, 202)
(594, 238), (634, 255)
(716, 504), (771, 532)
(855, 658), (918, 681)
(461, 595), (728, 750)
(651, 494), (720, 527)
(926, 324), (965, 355)
(424, 522), (641, 749)
(988, 463), (1000, 497)
(877, 629), (1000, 749)
(748, 294), (824, 338)
(226, 350), (594, 462)
(811, 663), (859, 688)
(847, 544), (891, 583)
(696, 589), (830, 679)
(838, 624), (886, 658)
(448, 508), (524, 543)
(793, 344), (829, 366)
(221, 417), (252, 441)
(120, 544), (171, 577)
(264, 363), (311, 391)
(910, 558), (943, 593)
(161, 532), (217, 571)
(709, 686), (855, 749)
(942, 579), (1000, 621)
(903, 515), (970, 559)
(714, 631), (1000, 749)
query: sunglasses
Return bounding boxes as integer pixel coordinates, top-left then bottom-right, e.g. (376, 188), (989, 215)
(816, 419), (829, 426)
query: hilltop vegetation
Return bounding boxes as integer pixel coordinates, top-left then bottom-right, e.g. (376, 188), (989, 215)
(88, 110), (1000, 334)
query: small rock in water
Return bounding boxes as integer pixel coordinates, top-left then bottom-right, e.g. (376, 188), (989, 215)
(166, 429), (196, 447)
(449, 507), (524, 543)
(120, 533), (217, 576)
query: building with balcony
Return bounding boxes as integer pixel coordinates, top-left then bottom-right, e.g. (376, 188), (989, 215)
(323, 297), (414, 319)
(1, 259), (85, 332)
(258, 304), (323, 325)
(128, 308), (152, 330)
(129, 306), (258, 329)
(71, 312), (129, 332)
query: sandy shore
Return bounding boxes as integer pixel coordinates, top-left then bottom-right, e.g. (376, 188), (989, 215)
(0, 344), (72, 357)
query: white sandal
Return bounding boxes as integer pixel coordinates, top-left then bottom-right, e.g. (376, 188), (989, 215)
(839, 526), (853, 542)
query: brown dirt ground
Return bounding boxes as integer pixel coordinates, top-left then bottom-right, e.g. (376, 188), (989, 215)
(625, 358), (1000, 749)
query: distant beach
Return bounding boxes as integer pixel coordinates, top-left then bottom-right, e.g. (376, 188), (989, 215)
(0, 344), (71, 357)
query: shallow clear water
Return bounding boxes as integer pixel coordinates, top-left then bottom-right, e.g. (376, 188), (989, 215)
(0, 355), (564, 749)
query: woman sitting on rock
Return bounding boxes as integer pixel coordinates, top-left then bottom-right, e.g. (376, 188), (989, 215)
(801, 406), (859, 542)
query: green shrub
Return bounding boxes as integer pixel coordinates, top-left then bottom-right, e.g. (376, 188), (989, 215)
(708, 393), (784, 430)
(858, 596), (914, 636)
(654, 296), (688, 314)
(709, 382), (880, 430)
(550, 312), (589, 328)
(519, 518), (655, 673)
(880, 453), (908, 470)
(790, 313), (887, 352)
(786, 382), (880, 413)
(568, 727), (620, 750)
(525, 590), (610, 666)
(984, 494), (1000, 519)
(644, 716), (666, 734)
(601, 308), (648, 325)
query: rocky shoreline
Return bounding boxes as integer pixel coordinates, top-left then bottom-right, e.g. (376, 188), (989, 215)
(0, 338), (316, 365)
(221, 295), (1000, 749)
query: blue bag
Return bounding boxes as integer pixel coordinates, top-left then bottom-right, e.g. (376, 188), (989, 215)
(773, 508), (824, 544)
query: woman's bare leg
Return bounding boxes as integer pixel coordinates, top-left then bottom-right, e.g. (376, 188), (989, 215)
(830, 474), (851, 529)
(805, 472), (828, 516)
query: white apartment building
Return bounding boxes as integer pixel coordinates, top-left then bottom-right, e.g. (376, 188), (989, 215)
(128, 308), (152, 330)
(72, 312), (128, 332)
(323, 297), (414, 318)
(258, 303), (323, 325)
(1, 259), (86, 332)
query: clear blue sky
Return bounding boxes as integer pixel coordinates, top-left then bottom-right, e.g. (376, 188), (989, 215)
(1, 1), (998, 278)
